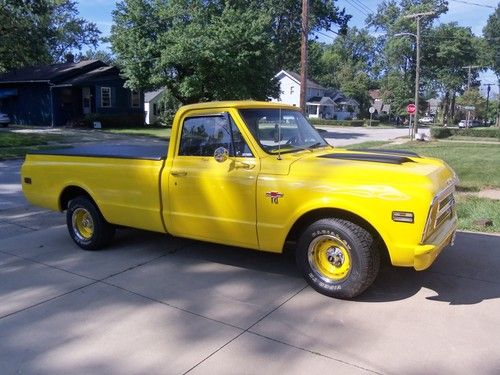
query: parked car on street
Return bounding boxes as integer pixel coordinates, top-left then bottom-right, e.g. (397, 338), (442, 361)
(0, 112), (10, 127)
(418, 116), (434, 125)
(458, 119), (482, 128)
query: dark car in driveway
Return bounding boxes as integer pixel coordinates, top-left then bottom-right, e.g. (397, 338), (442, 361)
(0, 112), (10, 127)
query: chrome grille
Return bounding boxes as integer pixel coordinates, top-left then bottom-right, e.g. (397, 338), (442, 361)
(421, 178), (457, 243)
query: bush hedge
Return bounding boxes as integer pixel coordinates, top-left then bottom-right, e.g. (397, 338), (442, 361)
(309, 118), (364, 127)
(431, 127), (500, 139)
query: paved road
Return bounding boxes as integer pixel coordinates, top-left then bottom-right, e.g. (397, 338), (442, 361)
(318, 126), (430, 147)
(1, 129), (499, 374)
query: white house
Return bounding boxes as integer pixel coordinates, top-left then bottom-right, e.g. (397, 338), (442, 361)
(272, 70), (359, 120)
(144, 89), (165, 125)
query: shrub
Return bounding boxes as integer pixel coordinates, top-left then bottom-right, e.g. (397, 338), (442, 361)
(431, 126), (500, 139)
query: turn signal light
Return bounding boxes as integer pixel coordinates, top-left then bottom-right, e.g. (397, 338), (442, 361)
(392, 211), (414, 223)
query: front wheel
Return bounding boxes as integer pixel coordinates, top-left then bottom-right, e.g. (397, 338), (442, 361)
(66, 196), (115, 250)
(296, 218), (380, 299)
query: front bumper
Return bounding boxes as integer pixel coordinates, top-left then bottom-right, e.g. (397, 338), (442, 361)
(413, 213), (457, 271)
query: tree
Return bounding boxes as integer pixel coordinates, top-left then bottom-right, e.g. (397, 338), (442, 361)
(309, 28), (377, 115)
(456, 89), (487, 120)
(111, 0), (282, 103)
(482, 4), (500, 125)
(110, 0), (350, 104)
(236, 0), (351, 71)
(483, 4), (500, 77)
(78, 50), (116, 65)
(0, 0), (100, 73)
(366, 0), (448, 115)
(423, 23), (480, 122)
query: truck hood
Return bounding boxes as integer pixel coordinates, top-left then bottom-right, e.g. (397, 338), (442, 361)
(288, 148), (456, 197)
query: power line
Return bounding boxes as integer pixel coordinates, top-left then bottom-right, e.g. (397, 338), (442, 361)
(343, 0), (370, 16)
(448, 0), (496, 9)
(350, 0), (374, 14)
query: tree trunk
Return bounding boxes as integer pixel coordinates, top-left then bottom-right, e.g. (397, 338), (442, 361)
(497, 76), (500, 127)
(443, 91), (449, 125)
(450, 92), (456, 122)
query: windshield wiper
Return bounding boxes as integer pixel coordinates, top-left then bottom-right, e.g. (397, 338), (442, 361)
(307, 142), (324, 149)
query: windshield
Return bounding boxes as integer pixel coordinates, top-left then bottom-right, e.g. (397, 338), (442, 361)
(239, 108), (328, 154)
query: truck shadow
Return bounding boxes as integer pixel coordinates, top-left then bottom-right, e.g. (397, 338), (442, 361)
(145, 230), (500, 306)
(357, 231), (500, 305)
(100, 226), (500, 306)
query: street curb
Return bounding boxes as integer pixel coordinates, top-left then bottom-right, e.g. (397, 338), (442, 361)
(457, 230), (500, 237)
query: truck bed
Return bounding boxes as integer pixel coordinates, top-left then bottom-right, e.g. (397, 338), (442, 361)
(31, 143), (169, 161)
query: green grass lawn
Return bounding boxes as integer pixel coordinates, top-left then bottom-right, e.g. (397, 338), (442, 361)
(382, 141), (500, 191)
(347, 139), (500, 232)
(456, 195), (500, 233)
(0, 132), (65, 148)
(104, 127), (171, 139)
(0, 132), (68, 159)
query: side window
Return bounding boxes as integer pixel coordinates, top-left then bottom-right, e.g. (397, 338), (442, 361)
(229, 116), (253, 157)
(179, 114), (253, 157)
(101, 87), (111, 108)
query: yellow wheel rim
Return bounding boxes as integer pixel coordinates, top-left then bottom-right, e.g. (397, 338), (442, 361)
(308, 235), (351, 282)
(72, 208), (94, 241)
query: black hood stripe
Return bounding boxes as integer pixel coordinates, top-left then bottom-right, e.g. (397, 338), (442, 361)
(353, 148), (420, 158)
(320, 152), (415, 165)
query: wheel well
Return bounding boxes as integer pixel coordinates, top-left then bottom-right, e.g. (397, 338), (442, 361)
(59, 186), (94, 211)
(285, 208), (390, 264)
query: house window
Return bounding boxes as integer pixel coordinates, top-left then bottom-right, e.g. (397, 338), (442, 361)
(290, 86), (294, 95)
(131, 90), (140, 108)
(101, 87), (111, 108)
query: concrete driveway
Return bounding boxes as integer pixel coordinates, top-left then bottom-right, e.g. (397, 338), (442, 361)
(0, 132), (499, 374)
(1, 222), (499, 374)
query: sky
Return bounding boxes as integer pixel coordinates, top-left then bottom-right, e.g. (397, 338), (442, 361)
(76, 0), (498, 97)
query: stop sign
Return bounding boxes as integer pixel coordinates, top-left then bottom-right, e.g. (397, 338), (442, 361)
(406, 104), (416, 114)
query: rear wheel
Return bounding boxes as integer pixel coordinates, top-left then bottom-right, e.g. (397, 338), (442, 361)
(66, 196), (115, 250)
(296, 218), (380, 299)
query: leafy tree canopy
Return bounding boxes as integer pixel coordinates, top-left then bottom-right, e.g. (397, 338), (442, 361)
(482, 4), (499, 76)
(110, 0), (350, 104)
(0, 0), (100, 73)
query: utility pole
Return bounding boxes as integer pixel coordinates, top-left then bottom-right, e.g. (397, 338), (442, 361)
(483, 83), (493, 125)
(461, 65), (481, 127)
(300, 0), (309, 114)
(462, 65), (482, 91)
(404, 11), (434, 139)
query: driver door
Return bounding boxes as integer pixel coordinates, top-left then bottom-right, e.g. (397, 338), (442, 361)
(166, 111), (259, 249)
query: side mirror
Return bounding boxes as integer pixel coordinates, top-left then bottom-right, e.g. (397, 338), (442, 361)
(214, 147), (229, 163)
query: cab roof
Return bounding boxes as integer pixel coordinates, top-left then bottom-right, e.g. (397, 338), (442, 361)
(178, 100), (300, 113)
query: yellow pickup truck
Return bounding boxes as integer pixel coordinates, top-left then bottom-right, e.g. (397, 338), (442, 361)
(21, 101), (457, 298)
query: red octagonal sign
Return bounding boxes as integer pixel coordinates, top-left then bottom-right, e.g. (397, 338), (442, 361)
(406, 104), (416, 114)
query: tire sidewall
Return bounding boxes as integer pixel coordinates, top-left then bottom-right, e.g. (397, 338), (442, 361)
(297, 220), (369, 298)
(67, 198), (102, 250)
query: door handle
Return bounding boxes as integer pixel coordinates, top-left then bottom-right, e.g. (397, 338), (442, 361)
(170, 170), (187, 177)
(234, 161), (255, 170)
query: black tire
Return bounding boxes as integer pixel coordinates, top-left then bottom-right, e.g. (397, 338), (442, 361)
(296, 218), (380, 299)
(66, 196), (115, 250)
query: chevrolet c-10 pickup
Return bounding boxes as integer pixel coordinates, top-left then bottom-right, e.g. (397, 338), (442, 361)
(21, 101), (458, 298)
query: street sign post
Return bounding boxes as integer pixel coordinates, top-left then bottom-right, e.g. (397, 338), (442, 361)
(406, 104), (416, 114)
(369, 106), (375, 127)
(407, 104), (416, 139)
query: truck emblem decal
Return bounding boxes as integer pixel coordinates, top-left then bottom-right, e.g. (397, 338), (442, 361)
(266, 191), (284, 204)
